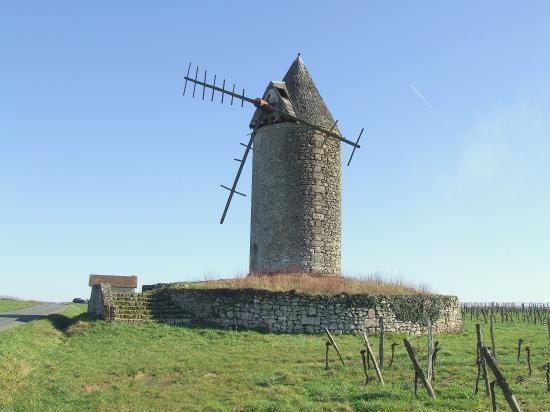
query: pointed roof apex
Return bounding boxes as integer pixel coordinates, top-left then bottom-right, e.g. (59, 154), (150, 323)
(282, 55), (336, 129)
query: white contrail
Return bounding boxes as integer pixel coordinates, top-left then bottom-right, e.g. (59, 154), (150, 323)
(410, 83), (452, 132)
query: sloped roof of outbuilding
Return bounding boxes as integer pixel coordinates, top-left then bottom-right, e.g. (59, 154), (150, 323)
(88, 274), (137, 288)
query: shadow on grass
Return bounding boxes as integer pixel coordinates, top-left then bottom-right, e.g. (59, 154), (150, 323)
(349, 391), (400, 402)
(46, 312), (95, 333)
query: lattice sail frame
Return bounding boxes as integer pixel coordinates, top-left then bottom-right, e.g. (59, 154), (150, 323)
(183, 62), (364, 223)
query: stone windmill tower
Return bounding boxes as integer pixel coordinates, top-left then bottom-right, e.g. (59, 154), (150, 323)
(183, 56), (363, 277)
(248, 56), (342, 276)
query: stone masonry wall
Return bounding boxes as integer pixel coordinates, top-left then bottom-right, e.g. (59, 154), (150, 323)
(87, 283), (116, 320)
(166, 289), (461, 335)
(250, 122), (341, 275)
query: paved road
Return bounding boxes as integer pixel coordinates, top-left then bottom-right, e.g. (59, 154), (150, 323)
(0, 303), (67, 331)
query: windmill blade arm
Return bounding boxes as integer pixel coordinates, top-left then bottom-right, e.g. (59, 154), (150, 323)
(278, 112), (361, 148)
(220, 132), (256, 224)
(184, 76), (257, 106)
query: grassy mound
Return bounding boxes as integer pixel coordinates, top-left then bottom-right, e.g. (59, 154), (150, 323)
(1, 305), (548, 410)
(169, 273), (433, 296)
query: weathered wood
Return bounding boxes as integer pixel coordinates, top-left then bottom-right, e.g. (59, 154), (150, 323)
(378, 316), (385, 369)
(546, 363), (549, 393)
(475, 359), (482, 394)
(490, 317), (497, 360)
(362, 332), (385, 384)
(476, 324), (491, 396)
(480, 345), (522, 412)
(427, 320), (434, 382)
(389, 342), (398, 367)
(490, 380), (497, 412)
(360, 349), (369, 385)
(403, 338), (436, 398)
(432, 341), (440, 382)
(517, 338), (523, 362)
(324, 327), (345, 366)
(325, 341), (331, 370)
(525, 346), (532, 375)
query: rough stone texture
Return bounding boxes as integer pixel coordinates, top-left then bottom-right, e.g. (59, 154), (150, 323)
(128, 289), (462, 335)
(87, 283), (116, 320)
(110, 292), (190, 325)
(249, 56), (341, 275)
(250, 123), (341, 274)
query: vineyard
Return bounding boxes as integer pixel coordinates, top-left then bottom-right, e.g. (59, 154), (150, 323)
(0, 303), (549, 411)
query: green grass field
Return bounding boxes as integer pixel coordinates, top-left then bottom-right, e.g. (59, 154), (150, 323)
(0, 304), (548, 411)
(0, 299), (38, 313)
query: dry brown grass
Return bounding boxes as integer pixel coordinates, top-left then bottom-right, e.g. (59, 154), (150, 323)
(170, 273), (432, 296)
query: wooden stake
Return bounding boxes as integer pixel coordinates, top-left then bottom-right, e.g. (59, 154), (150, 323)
(427, 320), (434, 382)
(480, 345), (522, 412)
(378, 316), (385, 369)
(389, 342), (398, 367)
(360, 349), (369, 385)
(324, 327), (345, 366)
(490, 380), (497, 412)
(403, 338), (436, 398)
(362, 332), (385, 384)
(475, 359), (482, 394)
(546, 362), (549, 393)
(517, 338), (523, 362)
(525, 346), (532, 375)
(432, 341), (440, 382)
(490, 317), (497, 360)
(476, 324), (491, 396)
(325, 341), (331, 370)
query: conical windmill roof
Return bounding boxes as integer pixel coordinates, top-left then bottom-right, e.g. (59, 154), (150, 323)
(282, 55), (337, 130)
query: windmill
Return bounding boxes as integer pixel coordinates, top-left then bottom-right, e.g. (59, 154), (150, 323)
(183, 55), (364, 276)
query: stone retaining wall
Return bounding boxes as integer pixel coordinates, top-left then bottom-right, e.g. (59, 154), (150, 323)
(167, 289), (461, 335)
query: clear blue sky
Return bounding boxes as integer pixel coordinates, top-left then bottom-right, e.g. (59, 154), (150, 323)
(1, 1), (549, 302)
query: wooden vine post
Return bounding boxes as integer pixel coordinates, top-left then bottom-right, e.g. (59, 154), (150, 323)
(490, 316), (497, 359)
(427, 320), (434, 382)
(432, 341), (440, 382)
(359, 349), (369, 385)
(517, 338), (523, 362)
(378, 316), (385, 369)
(403, 338), (436, 398)
(389, 342), (398, 367)
(476, 324), (491, 396)
(362, 332), (384, 384)
(489, 380), (497, 412)
(480, 345), (522, 412)
(324, 327), (345, 366)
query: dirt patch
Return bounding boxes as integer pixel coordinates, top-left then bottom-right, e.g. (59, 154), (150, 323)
(83, 383), (108, 393)
(66, 321), (87, 336)
(133, 372), (154, 382)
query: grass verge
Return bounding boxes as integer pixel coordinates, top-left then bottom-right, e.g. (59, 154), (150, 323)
(0, 299), (39, 313)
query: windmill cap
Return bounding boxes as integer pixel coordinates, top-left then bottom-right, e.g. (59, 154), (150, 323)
(282, 55), (337, 130)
